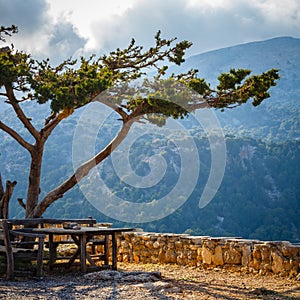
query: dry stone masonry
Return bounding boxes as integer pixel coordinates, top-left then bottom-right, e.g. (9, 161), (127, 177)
(110, 231), (300, 277)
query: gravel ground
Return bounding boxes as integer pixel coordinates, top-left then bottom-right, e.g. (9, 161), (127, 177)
(0, 263), (299, 299)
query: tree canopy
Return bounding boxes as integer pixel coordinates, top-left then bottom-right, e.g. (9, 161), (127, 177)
(0, 25), (280, 218)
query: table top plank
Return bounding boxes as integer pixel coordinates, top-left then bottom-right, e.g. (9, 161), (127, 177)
(33, 227), (135, 235)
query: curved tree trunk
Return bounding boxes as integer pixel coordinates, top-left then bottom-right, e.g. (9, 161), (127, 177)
(25, 144), (44, 218)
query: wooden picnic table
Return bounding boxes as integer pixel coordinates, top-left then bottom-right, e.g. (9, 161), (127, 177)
(33, 226), (134, 272)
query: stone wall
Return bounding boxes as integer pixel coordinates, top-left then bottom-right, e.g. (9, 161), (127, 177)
(112, 231), (300, 277)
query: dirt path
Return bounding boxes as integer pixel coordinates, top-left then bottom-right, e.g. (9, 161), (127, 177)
(0, 263), (299, 299)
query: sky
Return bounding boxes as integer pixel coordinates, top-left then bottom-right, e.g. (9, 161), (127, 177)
(1, 0), (300, 63)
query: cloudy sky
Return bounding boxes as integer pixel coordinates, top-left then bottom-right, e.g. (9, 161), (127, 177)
(1, 0), (300, 63)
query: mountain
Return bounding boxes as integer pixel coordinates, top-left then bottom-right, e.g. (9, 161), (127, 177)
(0, 37), (299, 242)
(186, 36), (300, 79)
(174, 36), (300, 141)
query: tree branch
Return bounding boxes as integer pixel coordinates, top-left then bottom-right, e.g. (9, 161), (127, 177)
(0, 120), (34, 152)
(17, 198), (26, 210)
(98, 98), (129, 121)
(41, 108), (77, 142)
(102, 32), (192, 79)
(41, 114), (63, 141)
(0, 173), (4, 199)
(5, 84), (40, 141)
(44, 111), (56, 125)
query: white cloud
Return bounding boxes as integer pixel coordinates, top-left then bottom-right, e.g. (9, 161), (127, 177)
(1, 0), (300, 62)
(85, 0), (300, 56)
(0, 0), (86, 63)
(45, 0), (136, 51)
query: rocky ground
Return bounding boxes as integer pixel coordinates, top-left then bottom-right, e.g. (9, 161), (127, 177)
(0, 263), (299, 299)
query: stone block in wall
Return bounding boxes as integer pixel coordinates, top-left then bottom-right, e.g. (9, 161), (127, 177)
(167, 243), (175, 250)
(212, 245), (224, 266)
(201, 247), (212, 265)
(133, 243), (143, 251)
(120, 240), (130, 250)
(241, 243), (252, 266)
(250, 258), (261, 271)
(260, 244), (271, 264)
(153, 241), (160, 249)
(133, 252), (139, 263)
(260, 263), (272, 272)
(158, 249), (165, 262)
(186, 236), (206, 245)
(164, 250), (177, 263)
(175, 241), (183, 250)
(187, 249), (197, 259)
(140, 250), (152, 260)
(121, 253), (130, 263)
(123, 232), (135, 242)
(282, 244), (299, 258)
(150, 255), (159, 264)
(189, 244), (200, 251)
(140, 235), (151, 242)
(176, 252), (186, 265)
(253, 244), (263, 259)
(271, 250), (285, 274)
(145, 241), (154, 250)
(202, 239), (217, 251)
(223, 243), (242, 265)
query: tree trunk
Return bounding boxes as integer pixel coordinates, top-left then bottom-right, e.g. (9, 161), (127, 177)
(26, 143), (44, 218)
(0, 173), (17, 219)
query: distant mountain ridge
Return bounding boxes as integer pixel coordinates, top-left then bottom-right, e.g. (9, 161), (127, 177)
(185, 36), (300, 78)
(174, 36), (300, 141)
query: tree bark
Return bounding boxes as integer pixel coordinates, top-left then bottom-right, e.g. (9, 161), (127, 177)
(0, 173), (3, 198)
(0, 173), (17, 219)
(25, 143), (44, 218)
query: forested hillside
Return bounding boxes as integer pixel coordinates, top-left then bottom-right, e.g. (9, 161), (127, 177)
(0, 37), (299, 242)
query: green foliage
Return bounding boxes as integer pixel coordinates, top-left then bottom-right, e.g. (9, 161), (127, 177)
(185, 77), (211, 96)
(214, 68), (280, 109)
(0, 48), (33, 90)
(217, 69), (252, 90)
(29, 57), (114, 112)
(0, 26), (280, 119)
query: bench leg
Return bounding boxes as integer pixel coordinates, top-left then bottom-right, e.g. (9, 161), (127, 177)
(5, 251), (14, 280)
(104, 235), (109, 266)
(80, 234), (87, 273)
(112, 233), (117, 270)
(36, 237), (44, 277)
(2, 220), (15, 280)
(48, 234), (56, 270)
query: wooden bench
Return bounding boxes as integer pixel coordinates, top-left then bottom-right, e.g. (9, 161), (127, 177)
(0, 219), (46, 280)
